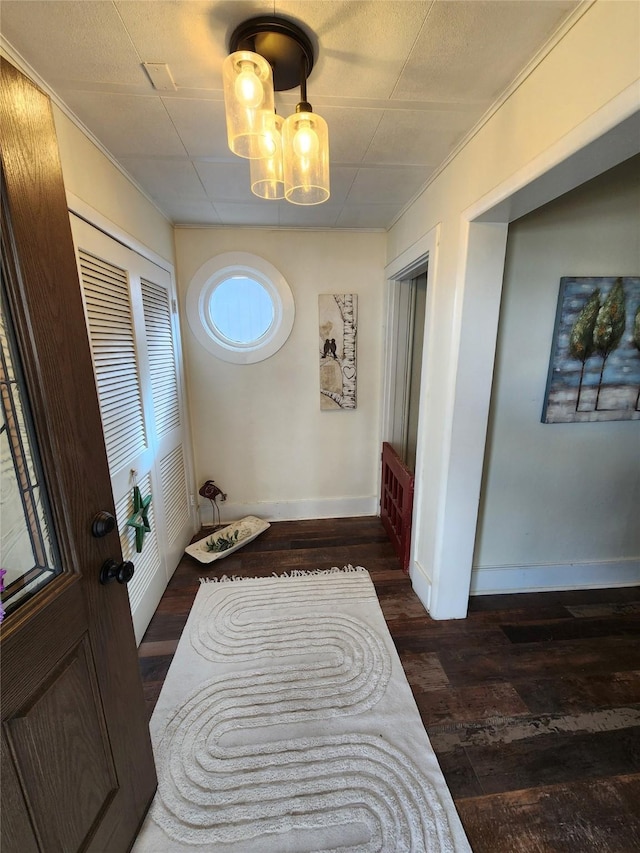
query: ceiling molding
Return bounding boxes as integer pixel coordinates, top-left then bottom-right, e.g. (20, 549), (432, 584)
(0, 35), (172, 227)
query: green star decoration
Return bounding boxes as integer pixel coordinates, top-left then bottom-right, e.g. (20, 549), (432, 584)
(126, 485), (152, 553)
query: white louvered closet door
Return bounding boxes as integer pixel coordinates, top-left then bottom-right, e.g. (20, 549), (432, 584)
(70, 215), (195, 643)
(140, 276), (192, 572)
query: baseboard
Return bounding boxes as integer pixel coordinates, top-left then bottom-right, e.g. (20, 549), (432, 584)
(409, 559), (432, 612)
(198, 495), (378, 526)
(470, 559), (640, 595)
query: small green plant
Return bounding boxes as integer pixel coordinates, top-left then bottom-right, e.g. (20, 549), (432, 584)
(206, 529), (239, 552)
(593, 278), (626, 410)
(569, 288), (600, 411)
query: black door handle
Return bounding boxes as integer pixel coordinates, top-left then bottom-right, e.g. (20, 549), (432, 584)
(91, 511), (116, 538)
(100, 559), (135, 585)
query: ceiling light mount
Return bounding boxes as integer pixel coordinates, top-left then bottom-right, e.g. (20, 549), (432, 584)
(228, 16), (315, 92)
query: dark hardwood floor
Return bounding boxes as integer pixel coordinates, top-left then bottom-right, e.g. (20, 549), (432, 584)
(138, 516), (640, 852)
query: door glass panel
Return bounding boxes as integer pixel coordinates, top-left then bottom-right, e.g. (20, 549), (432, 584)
(1, 276), (61, 622)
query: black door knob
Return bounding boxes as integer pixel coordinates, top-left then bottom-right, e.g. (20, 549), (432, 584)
(100, 558), (135, 585)
(91, 511), (116, 538)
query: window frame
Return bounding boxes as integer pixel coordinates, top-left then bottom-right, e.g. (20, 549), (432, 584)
(186, 252), (295, 364)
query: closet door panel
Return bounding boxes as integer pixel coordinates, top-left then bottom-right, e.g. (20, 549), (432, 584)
(70, 215), (194, 644)
(115, 471), (165, 643)
(79, 250), (147, 477)
(141, 278), (180, 439)
(141, 277), (191, 570)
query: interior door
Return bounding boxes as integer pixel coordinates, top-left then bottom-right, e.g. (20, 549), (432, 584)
(0, 58), (156, 852)
(380, 270), (426, 571)
(385, 270), (427, 470)
(403, 271), (427, 472)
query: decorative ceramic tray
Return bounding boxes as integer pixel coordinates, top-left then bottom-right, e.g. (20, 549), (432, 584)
(184, 516), (270, 563)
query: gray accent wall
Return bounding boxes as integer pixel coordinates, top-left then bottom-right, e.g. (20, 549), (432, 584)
(474, 155), (640, 590)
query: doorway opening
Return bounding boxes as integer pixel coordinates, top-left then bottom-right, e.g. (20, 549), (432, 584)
(400, 271), (427, 473)
(380, 266), (428, 572)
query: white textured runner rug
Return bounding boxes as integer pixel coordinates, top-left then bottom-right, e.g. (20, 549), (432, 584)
(133, 567), (472, 852)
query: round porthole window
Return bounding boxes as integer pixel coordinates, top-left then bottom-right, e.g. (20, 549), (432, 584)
(186, 253), (295, 364)
(209, 276), (274, 343)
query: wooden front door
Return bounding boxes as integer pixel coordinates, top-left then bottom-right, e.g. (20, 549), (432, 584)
(0, 59), (156, 852)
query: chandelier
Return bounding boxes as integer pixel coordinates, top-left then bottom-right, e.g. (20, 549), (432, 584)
(222, 16), (330, 206)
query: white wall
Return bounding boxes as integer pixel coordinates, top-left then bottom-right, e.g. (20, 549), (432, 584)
(473, 156), (640, 592)
(52, 106), (175, 264)
(175, 228), (386, 523)
(385, 0), (640, 616)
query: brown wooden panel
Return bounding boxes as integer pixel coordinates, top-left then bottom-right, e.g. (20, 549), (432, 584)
(429, 745), (484, 800)
(1, 576), (84, 717)
(464, 725), (640, 795)
(415, 682), (530, 726)
(0, 735), (39, 853)
(514, 670), (640, 715)
(397, 650), (451, 692)
(501, 614), (640, 643)
(457, 775), (640, 853)
(436, 635), (640, 687)
(6, 637), (117, 852)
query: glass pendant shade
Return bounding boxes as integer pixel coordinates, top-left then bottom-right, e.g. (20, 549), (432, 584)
(282, 110), (330, 205)
(222, 50), (275, 158)
(250, 114), (285, 199)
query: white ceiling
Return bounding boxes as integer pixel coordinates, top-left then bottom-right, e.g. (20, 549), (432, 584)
(0, 0), (582, 230)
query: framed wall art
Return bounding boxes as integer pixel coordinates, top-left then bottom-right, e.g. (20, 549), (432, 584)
(319, 294), (357, 410)
(542, 276), (640, 423)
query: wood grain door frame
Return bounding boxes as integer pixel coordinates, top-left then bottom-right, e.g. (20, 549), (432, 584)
(1, 57), (156, 852)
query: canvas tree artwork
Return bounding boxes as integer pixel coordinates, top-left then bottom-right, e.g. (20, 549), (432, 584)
(319, 294), (357, 410)
(542, 276), (640, 423)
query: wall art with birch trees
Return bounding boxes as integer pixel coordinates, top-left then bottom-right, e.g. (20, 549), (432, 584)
(319, 294), (357, 410)
(542, 276), (640, 423)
